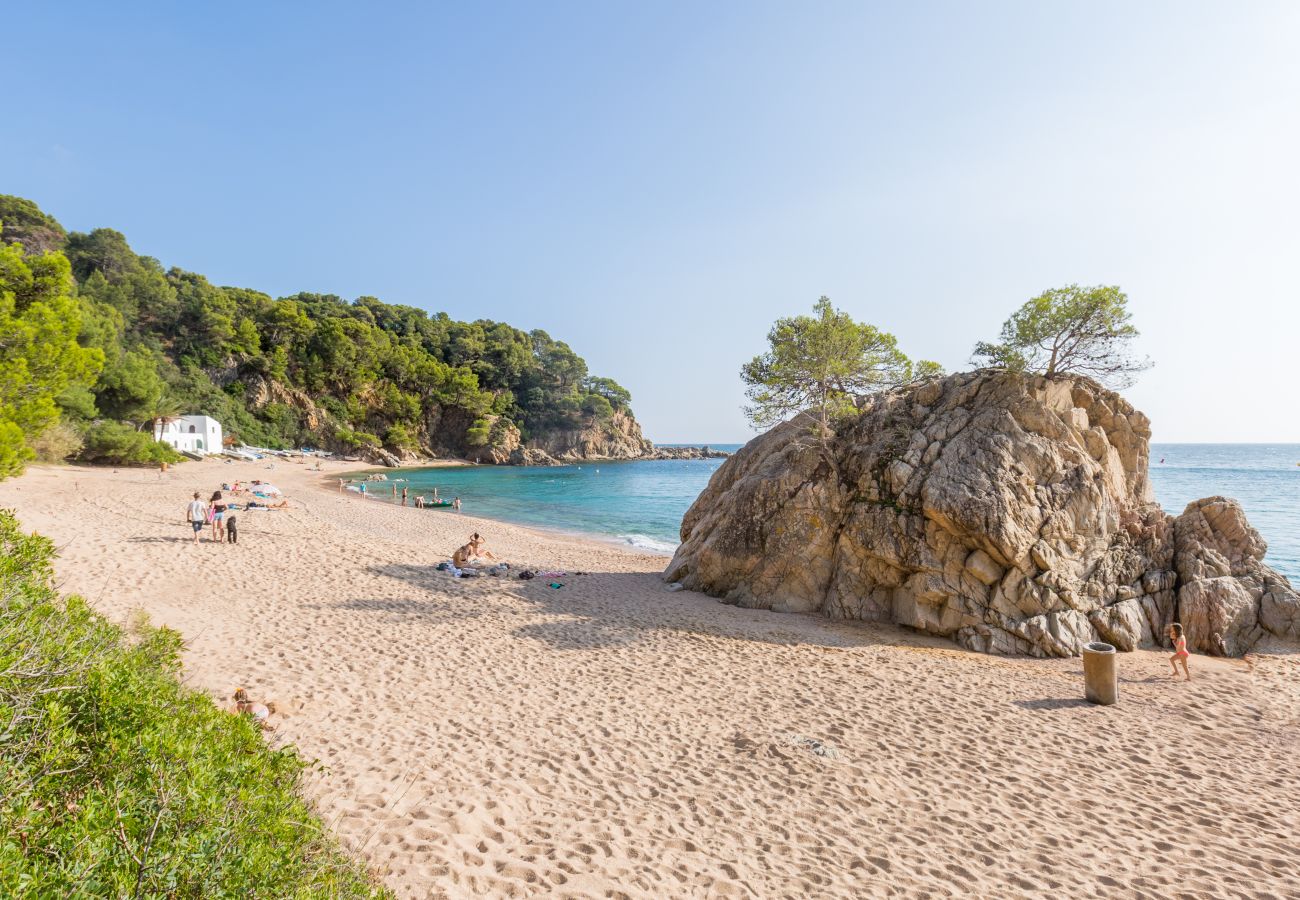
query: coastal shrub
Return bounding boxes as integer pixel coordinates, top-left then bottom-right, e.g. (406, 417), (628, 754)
(971, 284), (1152, 388)
(581, 393), (614, 421)
(335, 427), (380, 450)
(465, 417), (492, 447)
(0, 511), (387, 898)
(741, 296), (936, 441)
(383, 423), (417, 452)
(78, 420), (183, 466)
(29, 421), (84, 462)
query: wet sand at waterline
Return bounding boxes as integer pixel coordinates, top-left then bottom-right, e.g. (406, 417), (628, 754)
(3, 461), (1298, 899)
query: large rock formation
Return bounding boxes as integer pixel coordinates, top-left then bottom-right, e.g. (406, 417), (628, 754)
(664, 372), (1299, 657)
(649, 445), (732, 461)
(525, 410), (655, 461)
(1173, 497), (1300, 654)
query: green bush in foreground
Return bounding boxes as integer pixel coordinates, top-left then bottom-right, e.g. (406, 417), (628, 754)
(0, 511), (387, 898)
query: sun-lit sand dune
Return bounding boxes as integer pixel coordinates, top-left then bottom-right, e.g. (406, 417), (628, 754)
(3, 460), (1297, 898)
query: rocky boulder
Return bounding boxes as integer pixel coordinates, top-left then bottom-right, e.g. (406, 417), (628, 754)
(1173, 497), (1300, 654)
(665, 371), (1299, 658)
(650, 445), (733, 460)
(525, 410), (655, 461)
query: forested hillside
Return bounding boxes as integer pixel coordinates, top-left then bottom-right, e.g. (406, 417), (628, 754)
(0, 195), (650, 470)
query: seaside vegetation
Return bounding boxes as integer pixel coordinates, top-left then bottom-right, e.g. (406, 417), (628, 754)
(0, 510), (387, 897)
(741, 296), (942, 438)
(744, 285), (1150, 444)
(0, 194), (637, 474)
(971, 283), (1151, 388)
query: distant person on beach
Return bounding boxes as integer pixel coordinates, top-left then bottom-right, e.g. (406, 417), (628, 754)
(233, 687), (275, 730)
(338, 478), (345, 492)
(415, 495), (425, 509)
(453, 496), (462, 511)
(359, 483), (366, 496)
(209, 491), (227, 543)
(402, 486), (408, 506)
(187, 492), (207, 544)
(1168, 623), (1191, 680)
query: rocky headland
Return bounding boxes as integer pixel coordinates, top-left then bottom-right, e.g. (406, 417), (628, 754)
(665, 371), (1299, 657)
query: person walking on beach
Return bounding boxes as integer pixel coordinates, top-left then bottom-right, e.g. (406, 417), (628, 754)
(453, 496), (462, 512)
(209, 490), (227, 543)
(402, 486), (408, 506)
(415, 494), (425, 509)
(1168, 623), (1191, 680)
(187, 492), (207, 545)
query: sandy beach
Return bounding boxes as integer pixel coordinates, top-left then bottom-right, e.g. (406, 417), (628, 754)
(2, 460), (1298, 899)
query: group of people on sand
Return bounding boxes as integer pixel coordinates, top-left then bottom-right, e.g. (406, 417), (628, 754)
(187, 491), (234, 544)
(340, 476), (462, 511)
(185, 482), (288, 544)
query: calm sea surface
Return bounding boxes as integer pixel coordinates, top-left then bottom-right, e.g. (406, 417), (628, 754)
(353, 443), (1299, 581)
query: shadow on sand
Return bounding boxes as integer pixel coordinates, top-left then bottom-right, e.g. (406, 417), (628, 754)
(1013, 697), (1091, 711)
(355, 562), (880, 652)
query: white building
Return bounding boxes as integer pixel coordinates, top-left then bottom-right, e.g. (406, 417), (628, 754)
(154, 415), (223, 455)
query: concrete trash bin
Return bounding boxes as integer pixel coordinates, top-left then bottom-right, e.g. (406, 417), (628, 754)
(1083, 641), (1118, 705)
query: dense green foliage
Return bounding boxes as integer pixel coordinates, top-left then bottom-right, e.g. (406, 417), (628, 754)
(0, 233), (104, 477)
(0, 195), (636, 467)
(972, 284), (1151, 387)
(741, 297), (940, 436)
(79, 420), (184, 466)
(0, 197), (65, 254)
(0, 511), (385, 897)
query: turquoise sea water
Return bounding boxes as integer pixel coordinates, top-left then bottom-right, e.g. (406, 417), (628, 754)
(353, 443), (1299, 581)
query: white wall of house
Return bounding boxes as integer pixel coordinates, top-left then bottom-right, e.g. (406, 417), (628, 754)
(154, 415), (223, 455)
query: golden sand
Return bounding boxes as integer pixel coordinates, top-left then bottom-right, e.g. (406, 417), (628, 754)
(3, 460), (1297, 898)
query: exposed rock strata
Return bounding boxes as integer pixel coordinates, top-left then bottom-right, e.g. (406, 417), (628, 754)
(664, 372), (1299, 657)
(525, 411), (654, 461)
(649, 445), (732, 461)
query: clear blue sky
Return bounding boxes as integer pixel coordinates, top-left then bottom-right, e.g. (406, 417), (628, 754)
(6, 1), (1298, 443)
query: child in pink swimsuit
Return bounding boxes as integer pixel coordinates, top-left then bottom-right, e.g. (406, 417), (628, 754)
(1168, 623), (1191, 681)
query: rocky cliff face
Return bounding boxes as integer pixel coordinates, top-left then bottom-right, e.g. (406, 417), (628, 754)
(240, 373), (655, 466)
(524, 410), (655, 462)
(664, 372), (1299, 657)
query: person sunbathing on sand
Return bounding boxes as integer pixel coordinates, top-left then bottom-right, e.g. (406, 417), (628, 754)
(233, 687), (276, 730)
(453, 533), (498, 568)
